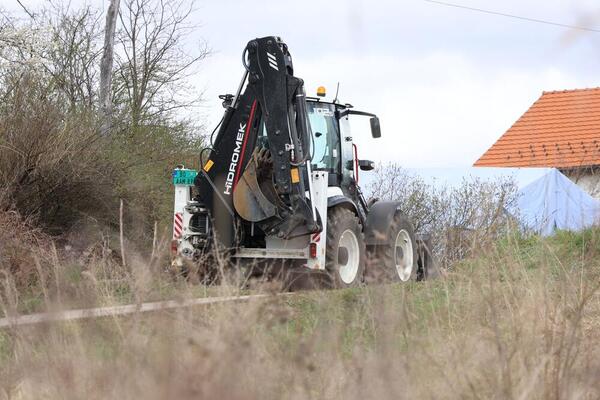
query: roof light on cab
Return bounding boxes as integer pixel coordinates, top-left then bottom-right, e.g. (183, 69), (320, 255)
(317, 86), (326, 97)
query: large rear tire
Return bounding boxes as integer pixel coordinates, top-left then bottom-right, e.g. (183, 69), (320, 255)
(326, 207), (366, 288)
(370, 213), (418, 282)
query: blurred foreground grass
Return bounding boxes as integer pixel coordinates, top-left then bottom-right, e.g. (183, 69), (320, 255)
(1, 229), (600, 399)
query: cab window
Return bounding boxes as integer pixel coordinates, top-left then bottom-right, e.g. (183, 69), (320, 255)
(307, 102), (340, 173)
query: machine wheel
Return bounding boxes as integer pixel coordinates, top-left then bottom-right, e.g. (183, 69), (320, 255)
(372, 213), (418, 282)
(325, 207), (365, 288)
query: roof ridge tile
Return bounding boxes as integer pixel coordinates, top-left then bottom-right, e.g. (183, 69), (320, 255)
(542, 87), (600, 95)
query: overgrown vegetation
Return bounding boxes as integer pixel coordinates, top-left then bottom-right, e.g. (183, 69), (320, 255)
(0, 1), (205, 243)
(0, 228), (599, 399)
(367, 163), (518, 267)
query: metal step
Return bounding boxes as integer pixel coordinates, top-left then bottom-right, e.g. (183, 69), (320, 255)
(233, 247), (308, 259)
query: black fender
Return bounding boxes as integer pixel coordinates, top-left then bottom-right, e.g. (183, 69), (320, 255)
(327, 195), (359, 215)
(363, 201), (403, 245)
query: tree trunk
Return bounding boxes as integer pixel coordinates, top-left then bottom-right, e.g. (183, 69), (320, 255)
(99, 0), (120, 136)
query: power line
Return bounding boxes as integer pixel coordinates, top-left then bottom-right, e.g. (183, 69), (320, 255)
(423, 0), (600, 34)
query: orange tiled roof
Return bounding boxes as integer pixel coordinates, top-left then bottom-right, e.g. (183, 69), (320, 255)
(474, 87), (600, 168)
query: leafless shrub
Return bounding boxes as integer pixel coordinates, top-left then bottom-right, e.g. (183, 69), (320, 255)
(0, 72), (118, 233)
(367, 163), (518, 268)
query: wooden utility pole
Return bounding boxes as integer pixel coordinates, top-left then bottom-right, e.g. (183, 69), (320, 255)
(99, 0), (120, 136)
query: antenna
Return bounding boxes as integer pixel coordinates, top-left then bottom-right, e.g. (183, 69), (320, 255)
(333, 82), (340, 104)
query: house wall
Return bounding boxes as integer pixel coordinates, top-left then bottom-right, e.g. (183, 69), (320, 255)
(563, 170), (600, 199)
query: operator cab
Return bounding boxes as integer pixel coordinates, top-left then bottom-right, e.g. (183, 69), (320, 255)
(257, 98), (379, 189)
(305, 95), (379, 188)
(306, 101), (341, 180)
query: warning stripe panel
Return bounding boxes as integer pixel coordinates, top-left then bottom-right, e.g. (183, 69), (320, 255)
(173, 213), (183, 238)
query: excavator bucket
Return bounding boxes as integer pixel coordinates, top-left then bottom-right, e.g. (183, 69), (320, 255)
(233, 147), (280, 222)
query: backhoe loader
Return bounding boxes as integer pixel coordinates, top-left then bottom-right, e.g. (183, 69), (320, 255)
(171, 36), (433, 287)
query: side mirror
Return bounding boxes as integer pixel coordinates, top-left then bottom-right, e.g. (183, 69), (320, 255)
(370, 117), (381, 138)
(358, 160), (375, 171)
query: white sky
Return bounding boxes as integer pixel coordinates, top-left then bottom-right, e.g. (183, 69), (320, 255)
(192, 0), (600, 170)
(5, 0), (600, 175)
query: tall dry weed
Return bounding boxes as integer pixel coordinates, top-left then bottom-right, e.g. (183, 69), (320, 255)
(1, 229), (599, 399)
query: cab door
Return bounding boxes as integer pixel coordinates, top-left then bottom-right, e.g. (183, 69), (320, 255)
(338, 113), (357, 187)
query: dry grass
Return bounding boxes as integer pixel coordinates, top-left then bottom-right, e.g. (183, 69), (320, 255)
(0, 229), (600, 399)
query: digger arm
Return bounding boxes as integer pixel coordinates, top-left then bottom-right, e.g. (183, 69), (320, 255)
(195, 36), (318, 247)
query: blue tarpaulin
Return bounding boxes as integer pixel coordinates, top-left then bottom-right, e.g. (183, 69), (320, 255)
(517, 169), (600, 236)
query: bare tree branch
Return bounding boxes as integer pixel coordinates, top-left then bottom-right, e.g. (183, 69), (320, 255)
(114, 0), (209, 127)
(16, 0), (35, 19)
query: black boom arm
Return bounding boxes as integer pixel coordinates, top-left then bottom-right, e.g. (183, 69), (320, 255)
(195, 36), (318, 247)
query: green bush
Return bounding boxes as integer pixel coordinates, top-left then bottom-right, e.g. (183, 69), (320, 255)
(0, 71), (202, 246)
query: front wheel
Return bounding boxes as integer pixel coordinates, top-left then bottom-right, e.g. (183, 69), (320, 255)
(370, 213), (418, 282)
(325, 207), (366, 288)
